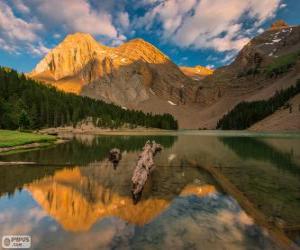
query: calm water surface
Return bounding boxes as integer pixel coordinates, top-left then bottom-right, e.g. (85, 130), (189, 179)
(0, 131), (299, 249)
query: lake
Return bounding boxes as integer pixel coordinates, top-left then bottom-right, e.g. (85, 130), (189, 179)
(0, 131), (299, 249)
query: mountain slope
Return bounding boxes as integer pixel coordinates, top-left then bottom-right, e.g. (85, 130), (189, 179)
(194, 23), (300, 129)
(0, 67), (178, 130)
(30, 33), (197, 109)
(180, 65), (213, 81)
(249, 93), (300, 131)
(30, 23), (300, 129)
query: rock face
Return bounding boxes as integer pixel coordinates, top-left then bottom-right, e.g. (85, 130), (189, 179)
(32, 33), (106, 80)
(180, 65), (213, 81)
(199, 24), (300, 102)
(30, 33), (196, 108)
(270, 20), (289, 30)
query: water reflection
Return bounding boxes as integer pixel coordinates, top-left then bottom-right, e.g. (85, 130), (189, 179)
(220, 136), (300, 175)
(0, 135), (177, 197)
(218, 136), (300, 243)
(25, 156), (218, 231)
(0, 135), (177, 165)
(0, 189), (279, 250)
(1, 132), (298, 249)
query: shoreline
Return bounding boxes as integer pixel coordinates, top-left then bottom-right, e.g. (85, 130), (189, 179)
(2, 128), (299, 155)
(38, 127), (178, 136)
(39, 127), (300, 137)
(0, 139), (67, 155)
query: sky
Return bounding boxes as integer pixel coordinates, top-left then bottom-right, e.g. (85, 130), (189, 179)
(0, 0), (299, 73)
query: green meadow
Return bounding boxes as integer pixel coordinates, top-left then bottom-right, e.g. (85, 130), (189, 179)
(0, 129), (55, 148)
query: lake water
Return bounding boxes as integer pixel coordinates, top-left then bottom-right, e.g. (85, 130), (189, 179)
(0, 131), (299, 250)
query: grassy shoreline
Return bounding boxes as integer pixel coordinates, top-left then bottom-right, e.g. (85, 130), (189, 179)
(0, 130), (59, 155)
(0, 129), (56, 148)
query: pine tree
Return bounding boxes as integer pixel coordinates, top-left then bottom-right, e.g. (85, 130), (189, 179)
(18, 110), (31, 130)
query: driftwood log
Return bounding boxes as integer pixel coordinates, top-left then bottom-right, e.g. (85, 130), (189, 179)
(131, 140), (162, 203)
(108, 148), (122, 169)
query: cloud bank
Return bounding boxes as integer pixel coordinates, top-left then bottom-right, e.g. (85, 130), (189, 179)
(136, 0), (282, 52)
(0, 0), (285, 64)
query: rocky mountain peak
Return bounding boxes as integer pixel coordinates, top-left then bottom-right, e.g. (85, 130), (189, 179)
(180, 65), (213, 81)
(116, 38), (170, 64)
(31, 33), (108, 80)
(232, 22), (299, 71)
(30, 33), (195, 108)
(270, 20), (289, 30)
(64, 32), (94, 42)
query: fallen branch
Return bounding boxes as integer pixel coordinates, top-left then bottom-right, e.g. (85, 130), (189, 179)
(131, 140), (162, 203)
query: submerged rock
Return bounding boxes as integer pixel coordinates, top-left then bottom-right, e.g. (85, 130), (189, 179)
(109, 148), (122, 169)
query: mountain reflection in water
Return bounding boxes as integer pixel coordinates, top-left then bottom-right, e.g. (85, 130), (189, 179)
(0, 132), (294, 249)
(26, 162), (217, 231)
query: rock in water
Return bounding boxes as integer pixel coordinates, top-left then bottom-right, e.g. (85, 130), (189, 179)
(108, 148), (122, 169)
(131, 141), (162, 203)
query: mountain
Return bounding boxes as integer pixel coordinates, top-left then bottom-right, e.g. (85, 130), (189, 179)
(30, 33), (197, 109)
(194, 22), (300, 129)
(180, 65), (213, 81)
(249, 93), (300, 131)
(30, 22), (300, 129)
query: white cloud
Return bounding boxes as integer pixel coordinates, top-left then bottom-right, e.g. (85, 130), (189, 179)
(280, 3), (287, 8)
(0, 37), (18, 53)
(53, 33), (61, 39)
(0, 2), (49, 56)
(13, 0), (30, 13)
(118, 12), (130, 30)
(206, 64), (215, 69)
(35, 0), (118, 38)
(28, 42), (50, 56)
(0, 2), (42, 42)
(257, 28), (264, 34)
(135, 0), (197, 35)
(137, 0), (282, 52)
(110, 34), (127, 47)
(207, 55), (219, 61)
(221, 52), (237, 64)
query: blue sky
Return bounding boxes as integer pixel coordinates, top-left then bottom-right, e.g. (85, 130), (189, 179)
(0, 0), (299, 73)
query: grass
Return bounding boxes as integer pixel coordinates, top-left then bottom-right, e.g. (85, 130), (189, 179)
(265, 51), (300, 77)
(0, 130), (56, 148)
(237, 51), (300, 78)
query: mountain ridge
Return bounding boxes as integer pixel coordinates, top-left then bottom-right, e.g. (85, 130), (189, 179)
(29, 23), (300, 129)
(30, 33), (198, 108)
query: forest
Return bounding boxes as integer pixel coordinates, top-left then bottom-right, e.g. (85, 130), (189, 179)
(217, 80), (300, 130)
(0, 67), (178, 130)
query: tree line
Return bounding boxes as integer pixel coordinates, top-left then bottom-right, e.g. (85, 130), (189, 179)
(0, 66), (178, 130)
(217, 80), (300, 130)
